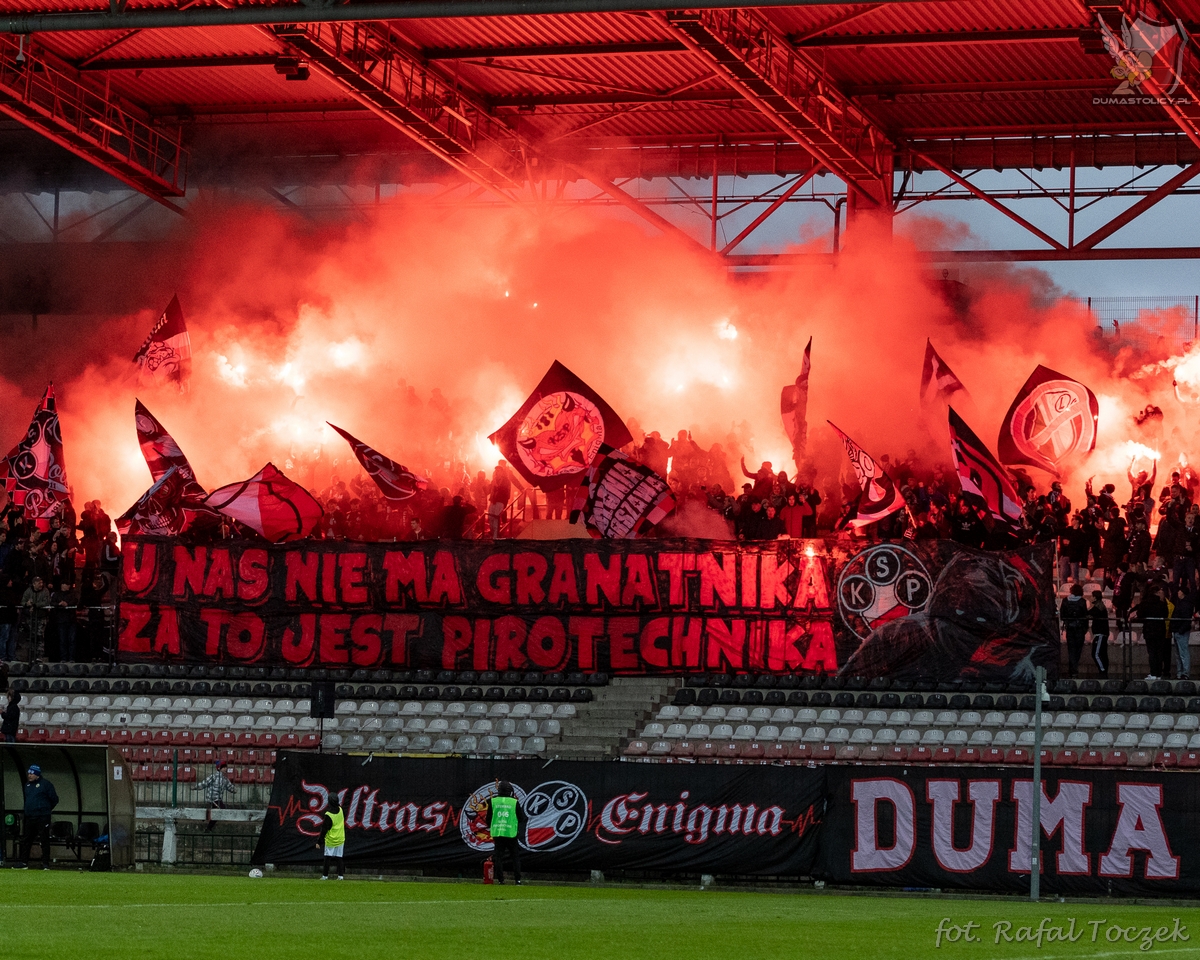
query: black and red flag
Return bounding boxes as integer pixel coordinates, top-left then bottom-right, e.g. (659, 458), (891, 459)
(133, 294), (192, 389)
(489, 361), (632, 489)
(827, 422), (906, 529)
(1, 384), (69, 527)
(919, 339), (970, 408)
(136, 399), (199, 485)
(327, 423), (426, 501)
(780, 337), (812, 466)
(997, 365), (1099, 475)
(949, 408), (1023, 531)
(205, 463), (323, 543)
(569, 444), (675, 539)
(116, 466), (219, 537)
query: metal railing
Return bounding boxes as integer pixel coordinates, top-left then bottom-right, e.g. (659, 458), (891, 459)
(1076, 295), (1200, 351)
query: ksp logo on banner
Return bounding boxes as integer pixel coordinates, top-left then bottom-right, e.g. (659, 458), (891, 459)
(837, 544), (932, 641)
(460, 780), (588, 852)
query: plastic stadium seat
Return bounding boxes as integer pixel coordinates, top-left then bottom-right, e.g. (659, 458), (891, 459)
(1178, 750), (1200, 768)
(641, 722), (665, 739)
(848, 728), (874, 745)
(1127, 749), (1153, 767)
(779, 726), (803, 742)
(717, 742), (741, 760)
(647, 740), (672, 757)
(520, 737), (545, 755)
(1103, 750), (1128, 766)
(1114, 732), (1139, 749)
(427, 738), (453, 755)
(1150, 714), (1175, 731)
(693, 741), (717, 759)
(625, 739), (650, 756)
(477, 735), (500, 754)
(1065, 731), (1089, 749)
(538, 719), (561, 737)
(762, 742), (788, 761)
(930, 746), (956, 762)
(732, 724), (757, 741)
(810, 744), (836, 762)
(1158, 750), (1179, 768)
(553, 704), (577, 719)
(1005, 748), (1031, 764)
(1166, 733), (1189, 749)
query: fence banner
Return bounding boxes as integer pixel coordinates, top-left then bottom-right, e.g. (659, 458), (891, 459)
(816, 766), (1200, 896)
(251, 753), (825, 875)
(117, 536), (1057, 681)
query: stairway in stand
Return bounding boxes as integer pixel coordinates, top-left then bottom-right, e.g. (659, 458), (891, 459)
(546, 677), (680, 759)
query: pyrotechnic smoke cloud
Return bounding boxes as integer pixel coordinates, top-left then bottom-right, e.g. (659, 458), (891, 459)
(0, 200), (1189, 517)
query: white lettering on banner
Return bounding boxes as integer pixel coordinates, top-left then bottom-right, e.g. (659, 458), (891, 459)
(1007, 779), (1092, 875)
(850, 778), (916, 872)
(927, 779), (1000, 873)
(594, 792), (789, 846)
(1099, 783), (1180, 880)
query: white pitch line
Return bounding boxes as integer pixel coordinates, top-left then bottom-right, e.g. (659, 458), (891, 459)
(0, 897), (554, 910)
(981, 946), (1199, 960)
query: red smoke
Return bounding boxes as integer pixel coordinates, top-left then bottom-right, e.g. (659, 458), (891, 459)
(0, 200), (1185, 517)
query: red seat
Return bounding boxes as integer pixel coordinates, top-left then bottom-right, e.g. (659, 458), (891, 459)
(15, 727), (28, 742)
(153, 764), (172, 781)
(1127, 749), (1153, 767)
(177, 764), (197, 783)
(1005, 748), (1031, 764)
(694, 741), (718, 758)
(1038, 749), (1054, 766)
(276, 733), (299, 750)
(786, 743), (810, 760)
(151, 731), (171, 745)
(835, 744), (860, 761)
(133, 747), (153, 763)
(810, 744), (836, 763)
(48, 727), (70, 743)
(1079, 749), (1104, 766)
(92, 729), (111, 744)
(262, 768), (275, 784)
(622, 740), (648, 756)
(909, 746), (933, 763)
(111, 730), (132, 745)
(179, 748), (199, 763)
(1179, 750), (1200, 769)
(298, 734), (320, 750)
(171, 731), (194, 746)
(1157, 750), (1179, 768)
(194, 731), (215, 747)
(133, 730), (153, 745)
(120, 746), (135, 761)
(958, 747), (982, 763)
(196, 747), (215, 764)
(671, 740), (696, 757)
(132, 764), (152, 781)
(858, 744), (887, 763)
(930, 746), (956, 763)
(259, 733), (278, 747)
(980, 747), (1004, 764)
(1103, 749), (1128, 767)
(1054, 749), (1080, 766)
(217, 748), (237, 764)
(69, 729), (91, 743)
(883, 745), (909, 762)
(741, 741), (766, 761)
(717, 742), (741, 760)
(215, 732), (236, 748)
(235, 733), (256, 747)
(762, 742), (788, 762)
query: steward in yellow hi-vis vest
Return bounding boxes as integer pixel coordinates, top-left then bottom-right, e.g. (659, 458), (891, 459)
(486, 781), (525, 884)
(317, 798), (346, 880)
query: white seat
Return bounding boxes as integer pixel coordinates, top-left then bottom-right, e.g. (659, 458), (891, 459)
(770, 708), (795, 724)
(872, 728), (897, 744)
(378, 701), (400, 717)
(1065, 731), (1090, 748)
(453, 735), (478, 753)
(1190, 734), (1200, 749)
(468, 718), (492, 735)
(295, 717), (319, 731)
(886, 711), (911, 726)
(993, 730), (1017, 747)
(840, 709), (864, 726)
(1041, 731), (1065, 747)
(211, 698), (233, 713)
(447, 718), (470, 734)
(231, 698), (253, 714)
(732, 724), (757, 741)
(817, 709), (841, 724)
(169, 697), (193, 712)
(1051, 712), (1077, 729)
(335, 700), (358, 716)
(680, 705), (704, 721)
(151, 697), (173, 712)
(945, 729), (968, 746)
(1150, 714), (1175, 731)
(233, 715), (256, 730)
(211, 715), (234, 730)
(801, 726), (826, 743)
(825, 727), (850, 744)
(710, 723), (734, 740)
(422, 702), (445, 717)
(726, 706), (749, 722)
(293, 699), (312, 715)
(520, 737), (546, 755)
(912, 710), (935, 726)
(896, 729), (921, 745)
(864, 710), (888, 726)
(933, 711), (958, 727)
(254, 715), (276, 730)
(509, 703), (532, 719)
(757, 724), (780, 740)
(1004, 712), (1031, 728)
(1125, 714), (1151, 731)
(70, 711), (90, 727)
(70, 695), (92, 710)
(553, 704), (576, 719)
(405, 718), (429, 733)
(1017, 731), (1035, 746)
(537, 719), (561, 737)
(252, 699), (274, 714)
(340, 717), (361, 733)
(488, 703), (511, 718)
(530, 703), (554, 719)
(1077, 712), (1101, 729)
(131, 697), (153, 712)
(276, 715), (296, 730)
(151, 713), (173, 728)
(920, 729), (945, 745)
(702, 706), (727, 722)
(794, 708), (818, 724)
(427, 718), (450, 734)
(170, 714), (193, 728)
(190, 698), (212, 713)
(516, 719), (539, 737)
(748, 707), (772, 723)
(495, 718), (517, 736)
(1175, 714), (1199, 732)
(849, 728), (874, 744)
(385, 734), (410, 752)
(1165, 733), (1189, 749)
(779, 726), (803, 742)
(359, 701), (380, 716)
(1089, 731), (1115, 748)
(274, 699), (295, 715)
(27, 695), (50, 711)
(1138, 732), (1164, 749)
(968, 730), (993, 745)
(91, 712), (113, 726)
(664, 723), (688, 739)
(1114, 732), (1139, 748)
(642, 722), (665, 739)
(401, 701), (423, 716)
(1100, 712), (1126, 729)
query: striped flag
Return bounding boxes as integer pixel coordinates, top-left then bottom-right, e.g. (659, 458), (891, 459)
(570, 444), (674, 539)
(205, 463), (323, 542)
(920, 339), (969, 408)
(827, 421), (906, 529)
(948, 408), (1023, 531)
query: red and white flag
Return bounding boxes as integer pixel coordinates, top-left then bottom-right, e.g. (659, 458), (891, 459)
(780, 336), (812, 465)
(920, 339), (969, 408)
(997, 364), (1098, 475)
(205, 463), (323, 542)
(569, 444), (675, 538)
(327, 423), (426, 500)
(1, 384), (69, 527)
(827, 421), (905, 528)
(133, 294), (192, 389)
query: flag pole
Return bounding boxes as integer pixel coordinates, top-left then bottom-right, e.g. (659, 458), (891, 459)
(1030, 664), (1046, 901)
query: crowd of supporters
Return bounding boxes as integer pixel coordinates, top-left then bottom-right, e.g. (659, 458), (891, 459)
(0, 500), (118, 662)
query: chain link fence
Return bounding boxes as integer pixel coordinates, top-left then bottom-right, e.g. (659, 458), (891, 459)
(1075, 296), (1200, 352)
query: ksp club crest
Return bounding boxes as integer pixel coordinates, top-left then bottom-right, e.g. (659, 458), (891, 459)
(459, 780), (588, 853)
(997, 366), (1099, 475)
(516, 391), (604, 478)
(837, 544), (932, 641)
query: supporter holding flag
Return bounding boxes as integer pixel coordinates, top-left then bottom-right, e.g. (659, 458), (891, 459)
(205, 463), (323, 542)
(827, 422), (905, 530)
(327, 423), (425, 500)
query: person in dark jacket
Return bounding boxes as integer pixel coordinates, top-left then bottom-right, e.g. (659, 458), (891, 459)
(1059, 583), (1089, 678)
(19, 764), (59, 869)
(1133, 583), (1171, 681)
(1088, 590), (1110, 678)
(1, 689), (19, 743)
(1171, 586), (1195, 680)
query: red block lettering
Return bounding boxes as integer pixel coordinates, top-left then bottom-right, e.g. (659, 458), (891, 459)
(237, 549), (269, 602)
(121, 542), (158, 595)
(339, 552), (369, 604)
(383, 551), (428, 604)
(285, 551), (320, 602)
(173, 546), (207, 598)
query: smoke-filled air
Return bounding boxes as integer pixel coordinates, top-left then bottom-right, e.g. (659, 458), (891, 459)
(0, 198), (1193, 522)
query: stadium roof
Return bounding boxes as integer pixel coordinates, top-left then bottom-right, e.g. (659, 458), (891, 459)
(2, 0), (1199, 259)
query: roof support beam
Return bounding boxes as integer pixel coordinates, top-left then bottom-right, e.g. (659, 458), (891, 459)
(796, 28), (1087, 47)
(662, 8), (894, 207)
(0, 34), (187, 209)
(1072, 160), (1200, 251)
(727, 247), (1200, 265)
(720, 166), (821, 254)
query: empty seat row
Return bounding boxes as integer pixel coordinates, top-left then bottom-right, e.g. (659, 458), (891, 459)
(320, 732), (546, 756)
(15, 727), (319, 748)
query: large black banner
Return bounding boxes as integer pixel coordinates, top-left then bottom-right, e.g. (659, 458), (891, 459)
(251, 753), (825, 875)
(816, 767), (1200, 896)
(118, 537), (1058, 681)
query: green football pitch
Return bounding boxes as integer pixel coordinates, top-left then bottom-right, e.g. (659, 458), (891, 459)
(0, 873), (1198, 960)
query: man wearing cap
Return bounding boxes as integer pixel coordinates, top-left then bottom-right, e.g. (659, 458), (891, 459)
(19, 765), (58, 869)
(195, 759), (235, 832)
